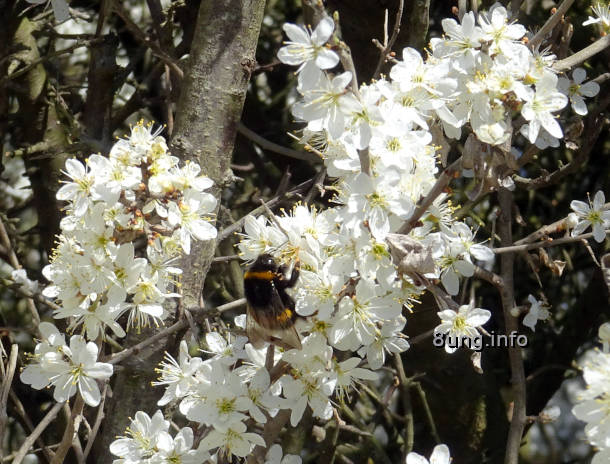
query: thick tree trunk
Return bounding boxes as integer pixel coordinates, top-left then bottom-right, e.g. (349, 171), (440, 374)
(94, 1), (266, 461)
(170, 0), (265, 311)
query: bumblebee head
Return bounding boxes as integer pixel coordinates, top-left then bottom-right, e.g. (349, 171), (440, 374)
(250, 253), (279, 272)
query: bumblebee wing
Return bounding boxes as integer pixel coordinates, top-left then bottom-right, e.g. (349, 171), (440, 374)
(274, 323), (302, 350)
(246, 290), (302, 351)
(246, 303), (268, 350)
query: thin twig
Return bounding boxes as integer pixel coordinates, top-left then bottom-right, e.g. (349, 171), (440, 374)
(372, 0), (405, 80)
(304, 168), (327, 205)
(393, 354), (414, 458)
(492, 230), (608, 254)
(107, 299), (245, 364)
(413, 382), (441, 444)
(50, 396), (84, 464)
(3, 277), (62, 312)
(112, 2), (184, 79)
(338, 423), (373, 437)
(593, 72), (610, 84)
(8, 391), (55, 462)
(212, 255), (241, 263)
(510, 0), (524, 20)
(514, 93), (609, 190)
(2, 445), (59, 463)
(0, 220), (40, 326)
(2, 39), (103, 84)
(82, 383), (108, 460)
(217, 178), (316, 241)
(237, 123), (319, 163)
(11, 402), (64, 464)
(398, 158), (462, 235)
(529, 0), (576, 50)
(0, 345), (18, 460)
(473, 265), (504, 291)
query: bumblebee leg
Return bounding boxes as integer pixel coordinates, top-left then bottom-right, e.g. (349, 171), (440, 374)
(277, 259), (300, 289)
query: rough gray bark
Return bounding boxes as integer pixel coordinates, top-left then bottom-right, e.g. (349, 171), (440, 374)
(94, 1), (266, 461)
(170, 0), (265, 311)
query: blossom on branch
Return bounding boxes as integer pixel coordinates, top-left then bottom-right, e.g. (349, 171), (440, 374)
(570, 190), (610, 243)
(21, 324), (113, 406)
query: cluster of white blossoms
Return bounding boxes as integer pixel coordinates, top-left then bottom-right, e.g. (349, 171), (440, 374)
(21, 122), (218, 405)
(21, 322), (113, 406)
(111, 337), (305, 461)
(230, 2), (603, 459)
(572, 325), (610, 464)
(16, 2), (607, 462)
(42, 121), (217, 338)
(109, 410), (210, 464)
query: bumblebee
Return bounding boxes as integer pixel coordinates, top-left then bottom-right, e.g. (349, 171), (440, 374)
(244, 254), (302, 350)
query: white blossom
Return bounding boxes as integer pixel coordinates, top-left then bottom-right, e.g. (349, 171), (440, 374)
(558, 67), (600, 115)
(434, 304), (491, 353)
(21, 331), (113, 406)
(583, 3), (610, 32)
(520, 71), (568, 143)
(522, 294), (550, 331)
(406, 444), (451, 464)
(570, 191), (610, 243)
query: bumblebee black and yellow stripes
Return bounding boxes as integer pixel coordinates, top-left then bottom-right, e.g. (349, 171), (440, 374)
(244, 254), (302, 350)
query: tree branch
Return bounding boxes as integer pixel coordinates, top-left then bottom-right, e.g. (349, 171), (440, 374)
(498, 188), (526, 464)
(529, 0), (575, 50)
(493, 230), (608, 254)
(397, 157), (462, 235)
(11, 402), (63, 464)
(552, 34), (610, 72)
(372, 0), (404, 80)
(237, 122), (320, 163)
